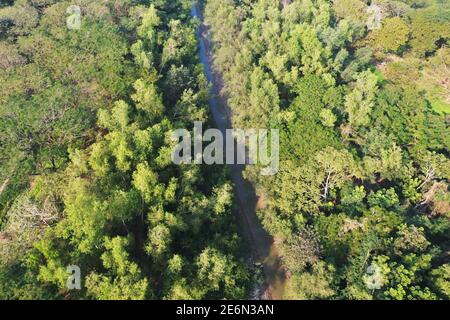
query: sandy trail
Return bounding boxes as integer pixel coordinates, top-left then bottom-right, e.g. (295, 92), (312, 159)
(191, 4), (286, 300)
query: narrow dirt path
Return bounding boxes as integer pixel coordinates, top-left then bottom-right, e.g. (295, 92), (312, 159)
(191, 4), (286, 300)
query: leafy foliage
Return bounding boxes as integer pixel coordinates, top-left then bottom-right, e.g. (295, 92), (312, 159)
(0, 0), (252, 300)
(205, 0), (449, 300)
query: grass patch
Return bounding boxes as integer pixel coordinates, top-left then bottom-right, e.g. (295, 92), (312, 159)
(373, 68), (385, 83)
(430, 99), (450, 114)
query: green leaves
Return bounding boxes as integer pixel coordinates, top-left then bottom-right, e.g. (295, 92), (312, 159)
(368, 17), (410, 54)
(98, 101), (131, 132)
(132, 162), (161, 203)
(248, 67), (280, 127)
(410, 7), (450, 57)
(137, 4), (160, 40)
(86, 236), (150, 300)
(146, 224), (171, 259)
(211, 183), (233, 215)
(204, 0), (449, 300)
(195, 247), (248, 298)
(431, 264), (450, 299)
(315, 147), (359, 200)
(63, 178), (108, 253)
(2, 0), (448, 301)
(344, 70), (378, 129)
(132, 78), (165, 121)
(284, 262), (336, 300)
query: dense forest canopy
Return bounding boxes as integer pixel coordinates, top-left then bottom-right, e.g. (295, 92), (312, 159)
(0, 0), (449, 300)
(0, 0), (252, 300)
(204, 0), (449, 299)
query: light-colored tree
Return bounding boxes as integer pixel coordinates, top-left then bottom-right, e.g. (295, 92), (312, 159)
(86, 236), (149, 300)
(315, 147), (358, 200)
(344, 70), (378, 129)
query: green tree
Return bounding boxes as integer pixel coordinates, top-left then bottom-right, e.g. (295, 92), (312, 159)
(86, 237), (150, 300)
(369, 17), (410, 55)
